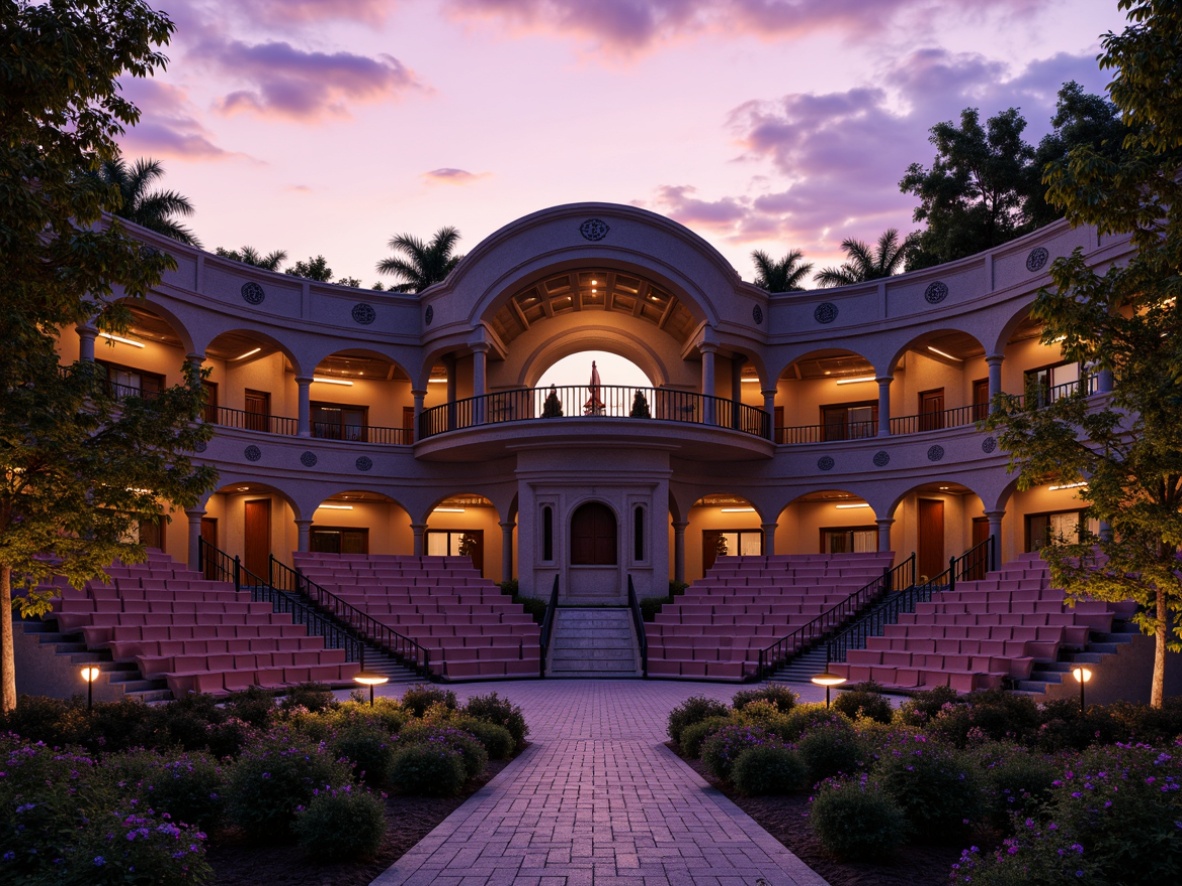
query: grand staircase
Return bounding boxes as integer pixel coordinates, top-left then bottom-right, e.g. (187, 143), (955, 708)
(545, 608), (642, 678)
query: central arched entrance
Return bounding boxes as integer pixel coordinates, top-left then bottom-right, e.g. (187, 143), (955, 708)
(570, 502), (617, 565)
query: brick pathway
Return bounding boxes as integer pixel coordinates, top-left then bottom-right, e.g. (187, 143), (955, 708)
(370, 679), (830, 886)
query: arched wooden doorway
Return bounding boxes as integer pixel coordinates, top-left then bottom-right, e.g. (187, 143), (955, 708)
(570, 502), (617, 565)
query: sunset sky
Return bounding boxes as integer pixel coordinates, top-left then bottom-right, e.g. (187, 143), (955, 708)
(120, 0), (1128, 288)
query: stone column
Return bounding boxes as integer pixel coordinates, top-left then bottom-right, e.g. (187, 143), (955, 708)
(673, 521), (688, 586)
(500, 520), (515, 584)
(185, 508), (206, 573)
(77, 325), (97, 362)
(472, 343), (489, 425)
(444, 355), (457, 431)
(411, 523), (427, 557)
(412, 389), (426, 442)
(985, 510), (1005, 568)
(1096, 369), (1114, 394)
(762, 389), (777, 441)
(731, 355), (745, 430)
(876, 518), (894, 554)
(700, 344), (717, 425)
(296, 377), (312, 437)
(761, 522), (777, 557)
(877, 377), (892, 437)
(986, 355), (1004, 413)
(295, 519), (313, 553)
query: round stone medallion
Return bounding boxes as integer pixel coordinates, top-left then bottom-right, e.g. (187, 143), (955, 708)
(300, 451), (318, 467)
(1026, 247), (1049, 273)
(752, 304), (764, 325)
(241, 282), (265, 305)
(351, 303), (376, 325)
(927, 444), (945, 462)
(579, 218), (610, 241)
(424, 305), (434, 326)
(817, 456), (835, 471)
(982, 436), (998, 454)
(873, 450), (891, 467)
(924, 281), (949, 304)
(355, 456), (373, 472)
(814, 302), (838, 324)
(244, 445), (262, 462)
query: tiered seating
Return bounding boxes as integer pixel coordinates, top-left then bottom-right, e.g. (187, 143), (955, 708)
(647, 552), (896, 681)
(48, 550), (358, 696)
(831, 551), (1136, 693)
(292, 552), (541, 680)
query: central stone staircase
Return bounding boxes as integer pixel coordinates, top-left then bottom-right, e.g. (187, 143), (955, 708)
(546, 608), (642, 678)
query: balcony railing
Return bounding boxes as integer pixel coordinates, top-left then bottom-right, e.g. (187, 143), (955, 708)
(206, 406), (410, 443)
(419, 384), (772, 440)
(213, 405), (298, 436)
(310, 421), (412, 445)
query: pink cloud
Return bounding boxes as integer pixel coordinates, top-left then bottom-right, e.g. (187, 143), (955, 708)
(117, 79), (233, 160)
(424, 168), (488, 184)
(234, 0), (391, 27)
(196, 39), (422, 120)
(654, 185), (750, 227)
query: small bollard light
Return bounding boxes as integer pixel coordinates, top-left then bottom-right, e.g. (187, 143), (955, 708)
(1071, 665), (1093, 713)
(80, 665), (102, 711)
(811, 670), (847, 709)
(353, 671), (389, 706)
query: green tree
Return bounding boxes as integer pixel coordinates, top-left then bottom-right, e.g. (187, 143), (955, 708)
(900, 107), (1038, 269)
(215, 245), (288, 270)
(91, 156), (201, 246)
(285, 255), (334, 282)
(988, 0), (1182, 707)
(815, 229), (907, 287)
(377, 226), (463, 292)
(0, 0), (217, 711)
(750, 248), (813, 292)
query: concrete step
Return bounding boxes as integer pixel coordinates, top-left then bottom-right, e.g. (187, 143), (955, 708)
(547, 608), (641, 678)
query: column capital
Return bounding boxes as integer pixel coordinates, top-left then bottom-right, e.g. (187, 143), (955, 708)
(985, 354), (1004, 366)
(185, 507), (207, 518)
(295, 375), (314, 385)
(698, 341), (720, 355)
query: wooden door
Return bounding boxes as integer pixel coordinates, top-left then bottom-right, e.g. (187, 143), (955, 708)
(969, 517), (990, 580)
(918, 498), (945, 581)
(972, 379), (990, 421)
(570, 503), (616, 565)
(919, 388), (945, 431)
(403, 406), (415, 444)
(245, 390), (270, 432)
(243, 499), (271, 578)
(200, 518), (218, 579)
(774, 406), (784, 444)
(202, 381), (218, 424)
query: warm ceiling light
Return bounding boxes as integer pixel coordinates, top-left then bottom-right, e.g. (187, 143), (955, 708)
(231, 347), (262, 361)
(835, 503), (870, 509)
(927, 346), (962, 363)
(720, 507), (755, 513)
(741, 378), (760, 383)
(428, 377), (448, 384)
(312, 376), (353, 386)
(317, 504), (354, 510)
(590, 279), (598, 285)
(835, 376), (876, 385)
(99, 332), (145, 348)
(433, 507), (465, 513)
(1049, 481), (1088, 491)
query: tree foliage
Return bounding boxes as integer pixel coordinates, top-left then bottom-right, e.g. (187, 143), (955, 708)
(377, 226), (463, 292)
(750, 249), (812, 292)
(987, 0), (1182, 707)
(816, 229), (907, 287)
(215, 245), (288, 271)
(0, 0), (217, 711)
(90, 156), (200, 246)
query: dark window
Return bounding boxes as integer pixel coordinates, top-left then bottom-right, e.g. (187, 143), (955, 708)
(1026, 510), (1084, 552)
(99, 360), (164, 400)
(542, 506), (553, 561)
(570, 503), (617, 565)
(312, 402), (367, 441)
(702, 529), (763, 573)
(633, 506), (645, 561)
(821, 401), (877, 441)
(311, 527), (369, 555)
(1024, 362), (1080, 408)
(820, 526), (877, 554)
(426, 530), (484, 570)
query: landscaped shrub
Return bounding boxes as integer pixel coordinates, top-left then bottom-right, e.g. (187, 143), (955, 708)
(396, 724), (488, 779)
(701, 724), (780, 780)
(958, 689), (1041, 743)
(732, 683), (796, 713)
(678, 715), (732, 759)
(731, 746), (808, 796)
(153, 693), (228, 752)
(84, 697), (159, 753)
(874, 734), (983, 842)
(279, 682), (337, 714)
(809, 774), (906, 862)
(293, 784), (387, 862)
(330, 722), (396, 786)
(0, 694), (78, 746)
(972, 742), (1059, 830)
(667, 695), (730, 743)
(400, 685), (458, 718)
(204, 716), (260, 759)
(387, 743), (466, 797)
(950, 817), (1105, 885)
(451, 716), (515, 760)
(335, 698), (408, 735)
(774, 703), (850, 742)
(104, 748), (226, 831)
(1101, 698), (1182, 745)
(61, 805), (213, 886)
(226, 724), (354, 840)
(639, 595), (669, 621)
(734, 698), (784, 727)
(897, 685), (961, 728)
(830, 682), (893, 724)
(796, 721), (867, 784)
(463, 693), (528, 751)
(224, 686), (277, 729)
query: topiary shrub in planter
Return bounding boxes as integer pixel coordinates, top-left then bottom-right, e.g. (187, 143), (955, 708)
(701, 724), (781, 780)
(629, 390), (651, 418)
(542, 385), (563, 417)
(732, 683), (797, 713)
(796, 721), (868, 784)
(387, 743), (466, 797)
(293, 783), (387, 862)
(731, 745), (808, 796)
(463, 693), (529, 752)
(873, 733), (983, 842)
(399, 685), (458, 718)
(831, 681), (893, 724)
(678, 715), (732, 759)
(810, 774), (906, 862)
(668, 695), (731, 743)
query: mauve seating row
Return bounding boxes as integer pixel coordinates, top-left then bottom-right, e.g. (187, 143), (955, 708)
(647, 553), (896, 682)
(50, 551), (358, 695)
(847, 647), (1034, 682)
(292, 552), (540, 681)
(867, 634), (1049, 660)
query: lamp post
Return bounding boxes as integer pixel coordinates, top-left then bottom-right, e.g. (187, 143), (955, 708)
(80, 666), (101, 711)
(1071, 665), (1093, 714)
(352, 648), (388, 706)
(811, 670), (847, 710)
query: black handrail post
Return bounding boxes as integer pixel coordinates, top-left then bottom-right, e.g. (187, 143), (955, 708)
(627, 576), (648, 678)
(948, 555), (956, 594)
(233, 555), (241, 593)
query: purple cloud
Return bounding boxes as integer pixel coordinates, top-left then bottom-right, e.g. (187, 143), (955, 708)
(233, 0), (390, 27)
(424, 168), (487, 184)
(655, 185), (750, 227)
(196, 38), (421, 120)
(117, 79), (232, 159)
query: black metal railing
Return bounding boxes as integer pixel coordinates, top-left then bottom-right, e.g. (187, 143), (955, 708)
(310, 421), (411, 445)
(197, 538), (368, 663)
(627, 576), (648, 678)
(267, 553), (432, 677)
(889, 404), (983, 436)
(419, 384), (771, 440)
(757, 553), (916, 679)
(538, 575), (560, 678)
(825, 534), (996, 665)
(212, 405), (298, 436)
(775, 420), (877, 445)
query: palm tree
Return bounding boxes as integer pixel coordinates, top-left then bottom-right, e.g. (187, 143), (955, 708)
(751, 249), (813, 292)
(816, 228), (907, 287)
(93, 157), (201, 246)
(215, 245), (287, 270)
(377, 226), (463, 292)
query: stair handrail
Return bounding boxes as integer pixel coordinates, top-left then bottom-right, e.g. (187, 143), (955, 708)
(825, 534), (997, 665)
(264, 551), (432, 677)
(757, 553), (916, 679)
(627, 575), (648, 678)
(197, 538), (368, 664)
(538, 575), (560, 678)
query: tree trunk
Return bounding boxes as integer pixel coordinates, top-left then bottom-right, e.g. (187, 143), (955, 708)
(1152, 586), (1166, 709)
(1, 564), (16, 712)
